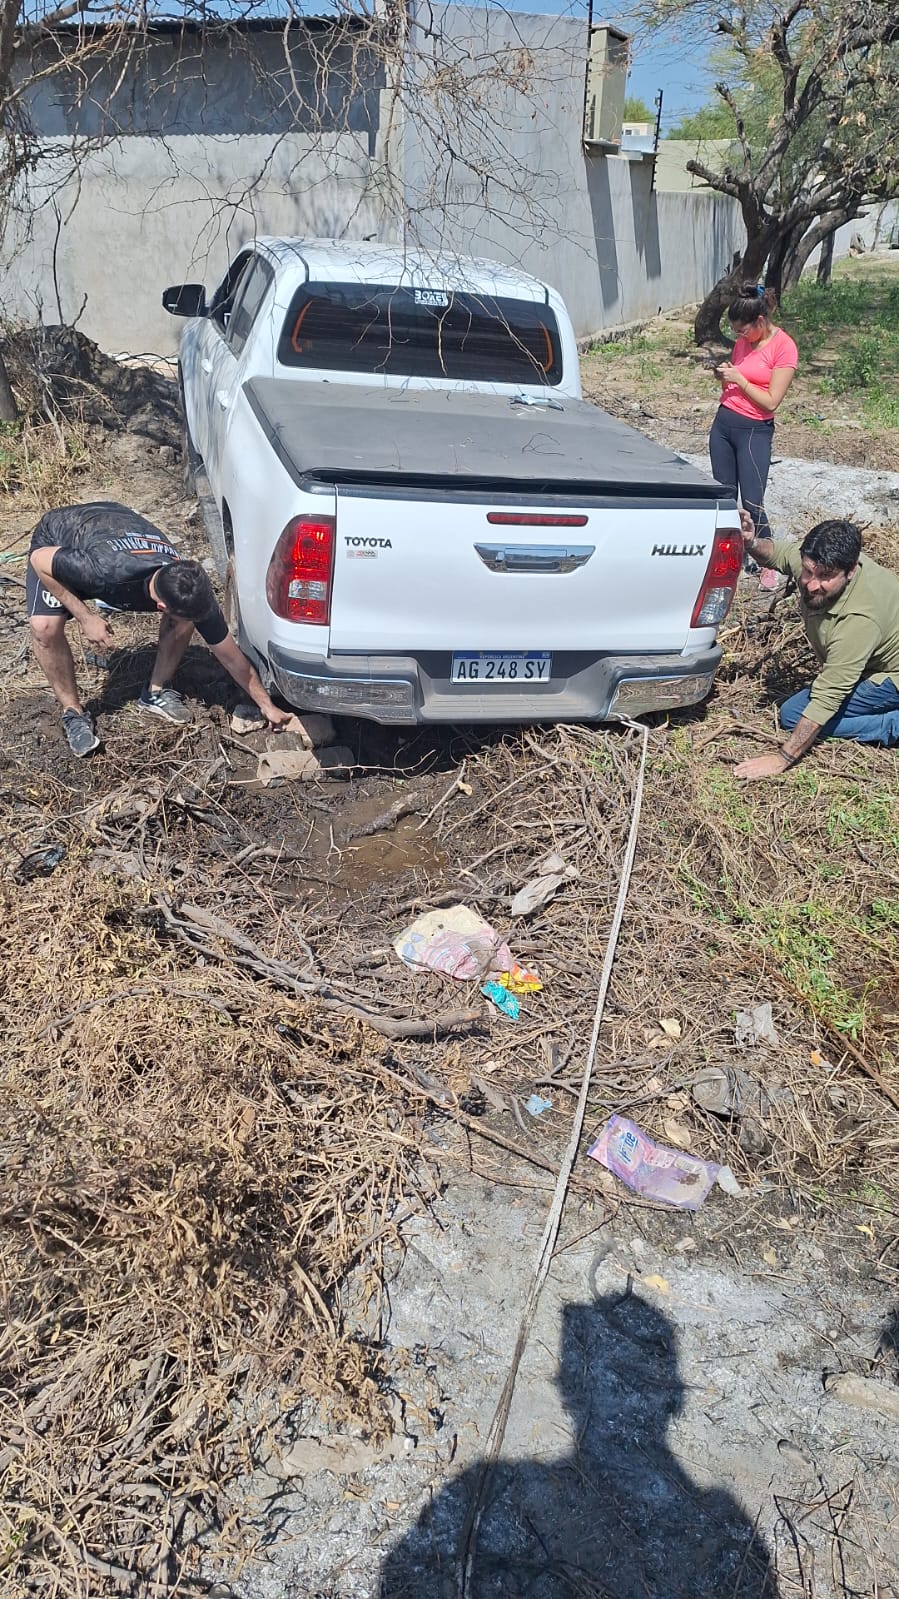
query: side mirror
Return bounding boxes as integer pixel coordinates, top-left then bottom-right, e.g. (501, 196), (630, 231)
(162, 283), (207, 318)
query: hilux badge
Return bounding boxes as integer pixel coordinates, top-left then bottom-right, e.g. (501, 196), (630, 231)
(651, 544), (706, 556)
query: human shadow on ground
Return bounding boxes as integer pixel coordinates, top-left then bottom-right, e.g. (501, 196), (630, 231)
(380, 1293), (776, 1598)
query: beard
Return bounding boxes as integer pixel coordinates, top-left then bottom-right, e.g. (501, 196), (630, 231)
(800, 587), (832, 610)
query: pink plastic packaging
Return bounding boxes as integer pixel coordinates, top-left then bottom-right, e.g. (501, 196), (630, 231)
(394, 905), (513, 981)
(587, 1115), (720, 1210)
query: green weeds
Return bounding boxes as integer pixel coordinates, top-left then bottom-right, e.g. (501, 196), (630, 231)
(696, 768), (756, 835)
(587, 332), (658, 359)
(741, 900), (873, 1036)
(825, 783), (899, 848)
(783, 276), (899, 356)
(672, 749), (899, 1038)
(783, 267), (899, 429)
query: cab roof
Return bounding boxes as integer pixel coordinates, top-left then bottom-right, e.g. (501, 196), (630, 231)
(253, 238), (551, 303)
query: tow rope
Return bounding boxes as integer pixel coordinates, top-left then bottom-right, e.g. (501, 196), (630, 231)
(454, 723), (650, 1597)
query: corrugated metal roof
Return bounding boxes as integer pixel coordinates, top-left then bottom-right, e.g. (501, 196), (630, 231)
(26, 13), (366, 36)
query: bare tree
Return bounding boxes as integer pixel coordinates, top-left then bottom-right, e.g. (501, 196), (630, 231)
(637, 0), (899, 342)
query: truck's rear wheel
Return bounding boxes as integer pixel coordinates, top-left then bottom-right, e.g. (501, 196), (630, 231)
(224, 558), (274, 690)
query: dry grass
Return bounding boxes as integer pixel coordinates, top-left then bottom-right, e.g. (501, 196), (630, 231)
(0, 715), (641, 1593)
(0, 828), (431, 1594)
(3, 643), (899, 1591)
(2, 405), (899, 1592)
(0, 416), (96, 512)
(399, 692), (899, 1207)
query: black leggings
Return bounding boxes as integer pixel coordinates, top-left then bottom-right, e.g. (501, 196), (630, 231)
(708, 406), (774, 538)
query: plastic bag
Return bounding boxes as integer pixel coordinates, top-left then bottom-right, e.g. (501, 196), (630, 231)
(587, 1115), (720, 1210)
(394, 905), (514, 981)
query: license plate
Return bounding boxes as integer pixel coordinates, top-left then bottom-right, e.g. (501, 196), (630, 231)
(451, 651), (552, 684)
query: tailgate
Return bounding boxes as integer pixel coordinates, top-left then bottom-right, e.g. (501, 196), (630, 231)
(328, 491), (723, 653)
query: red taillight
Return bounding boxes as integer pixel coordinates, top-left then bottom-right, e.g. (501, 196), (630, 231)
(486, 512), (588, 527)
(690, 527), (743, 629)
(266, 516), (335, 625)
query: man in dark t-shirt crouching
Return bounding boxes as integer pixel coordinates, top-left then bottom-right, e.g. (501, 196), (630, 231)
(27, 501), (291, 755)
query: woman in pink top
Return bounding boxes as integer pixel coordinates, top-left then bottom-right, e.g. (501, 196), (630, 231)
(709, 284), (798, 586)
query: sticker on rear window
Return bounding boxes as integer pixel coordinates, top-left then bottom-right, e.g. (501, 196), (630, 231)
(413, 288), (450, 308)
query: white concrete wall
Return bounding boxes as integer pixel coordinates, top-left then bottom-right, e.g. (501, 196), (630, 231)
(2, 133), (399, 355)
(402, 4), (745, 341)
(8, 10), (891, 357)
(653, 140), (735, 193)
(807, 200), (899, 274)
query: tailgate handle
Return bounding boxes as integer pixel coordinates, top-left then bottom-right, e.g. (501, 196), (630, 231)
(475, 543), (594, 575)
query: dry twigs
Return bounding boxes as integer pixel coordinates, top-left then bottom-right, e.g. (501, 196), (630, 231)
(2, 544), (899, 1594)
(0, 864), (430, 1596)
(151, 893), (483, 1042)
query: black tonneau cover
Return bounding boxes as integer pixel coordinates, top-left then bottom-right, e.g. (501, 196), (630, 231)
(243, 379), (725, 500)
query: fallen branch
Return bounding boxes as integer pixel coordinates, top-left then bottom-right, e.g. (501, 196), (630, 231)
(154, 895), (483, 1042)
(339, 795), (419, 842)
(417, 762), (467, 831)
(41, 982), (237, 1034)
(320, 1000), (483, 1041)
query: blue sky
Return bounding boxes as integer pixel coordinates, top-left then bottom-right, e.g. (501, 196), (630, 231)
(610, 12), (717, 127)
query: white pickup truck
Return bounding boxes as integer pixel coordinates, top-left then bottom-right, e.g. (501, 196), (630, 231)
(163, 239), (740, 725)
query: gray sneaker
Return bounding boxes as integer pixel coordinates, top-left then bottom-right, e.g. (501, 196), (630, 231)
(136, 685), (193, 725)
(62, 708), (101, 757)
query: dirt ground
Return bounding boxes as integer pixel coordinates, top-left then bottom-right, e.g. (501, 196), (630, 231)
(2, 340), (899, 1599)
(580, 252), (899, 475)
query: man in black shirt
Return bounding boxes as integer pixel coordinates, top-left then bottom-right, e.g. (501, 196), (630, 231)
(27, 501), (291, 755)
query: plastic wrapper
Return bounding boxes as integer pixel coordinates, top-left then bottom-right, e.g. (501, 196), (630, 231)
(496, 963), (542, 994)
(481, 981), (520, 1020)
(394, 905), (514, 981)
(587, 1115), (720, 1210)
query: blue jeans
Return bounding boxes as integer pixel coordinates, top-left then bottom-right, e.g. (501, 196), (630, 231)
(780, 677), (899, 745)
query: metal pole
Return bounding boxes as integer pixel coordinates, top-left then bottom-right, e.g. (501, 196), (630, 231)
(650, 88), (663, 194)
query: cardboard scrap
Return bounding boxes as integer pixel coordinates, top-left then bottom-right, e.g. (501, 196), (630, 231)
(256, 745), (353, 786)
(735, 1002), (780, 1049)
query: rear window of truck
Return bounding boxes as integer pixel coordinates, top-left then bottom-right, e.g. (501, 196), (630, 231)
(276, 283), (563, 385)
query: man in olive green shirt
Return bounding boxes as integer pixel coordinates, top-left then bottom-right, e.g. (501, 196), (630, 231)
(734, 513), (899, 780)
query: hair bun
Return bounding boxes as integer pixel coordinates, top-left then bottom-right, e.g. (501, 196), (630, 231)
(727, 283), (779, 325)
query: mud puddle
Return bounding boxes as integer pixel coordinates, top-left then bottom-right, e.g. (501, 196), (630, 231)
(223, 761), (451, 897)
(304, 800), (447, 888)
